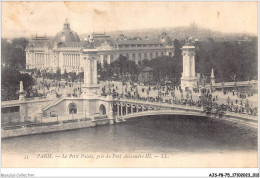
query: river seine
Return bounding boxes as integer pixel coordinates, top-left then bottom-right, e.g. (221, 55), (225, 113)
(2, 115), (257, 154)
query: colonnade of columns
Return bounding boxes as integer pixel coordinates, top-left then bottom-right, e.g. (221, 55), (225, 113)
(114, 103), (155, 116)
(34, 53), (45, 66)
(63, 53), (80, 68)
(26, 52), (52, 69)
(99, 50), (173, 66)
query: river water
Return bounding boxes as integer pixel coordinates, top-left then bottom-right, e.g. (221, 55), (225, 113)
(2, 115), (257, 154)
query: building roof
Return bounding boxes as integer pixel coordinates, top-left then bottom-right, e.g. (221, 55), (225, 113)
(114, 39), (164, 45)
(53, 20), (80, 44)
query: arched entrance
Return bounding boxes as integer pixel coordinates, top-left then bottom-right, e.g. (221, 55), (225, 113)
(69, 103), (77, 114)
(99, 104), (106, 115)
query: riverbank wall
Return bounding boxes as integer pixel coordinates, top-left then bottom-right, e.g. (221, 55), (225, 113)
(1, 118), (114, 139)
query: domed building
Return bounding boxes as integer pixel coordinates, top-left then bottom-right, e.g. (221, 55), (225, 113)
(26, 20), (91, 74)
(53, 19), (80, 46)
(25, 20), (175, 74)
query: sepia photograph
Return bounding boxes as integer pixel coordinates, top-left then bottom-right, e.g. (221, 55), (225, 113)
(1, 0), (258, 174)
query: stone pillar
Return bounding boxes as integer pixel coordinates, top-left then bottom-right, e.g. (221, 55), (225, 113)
(84, 57), (91, 85)
(19, 81), (25, 101)
(72, 54), (74, 67)
(117, 104), (120, 116)
(19, 81), (27, 122)
(70, 54), (72, 67)
(74, 54), (76, 67)
(69, 54), (71, 66)
(65, 54), (67, 68)
(180, 42), (197, 90)
(210, 68), (216, 86)
(141, 53), (144, 61)
(100, 54), (104, 67)
(121, 105), (123, 115)
(191, 56), (195, 77)
(73, 54), (75, 68)
(107, 55), (111, 64)
(67, 54), (69, 66)
(131, 105), (133, 113)
(69, 54), (71, 67)
(77, 54), (79, 67)
(81, 50), (99, 97)
(93, 59), (97, 84)
(67, 54), (68, 67)
(37, 104), (43, 122)
(126, 105), (128, 114)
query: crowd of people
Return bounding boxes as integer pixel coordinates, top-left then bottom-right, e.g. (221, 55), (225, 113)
(32, 75), (258, 118)
(101, 82), (257, 117)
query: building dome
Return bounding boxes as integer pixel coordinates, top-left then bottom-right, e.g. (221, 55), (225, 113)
(53, 19), (80, 44)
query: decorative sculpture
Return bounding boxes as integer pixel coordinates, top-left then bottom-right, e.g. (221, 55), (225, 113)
(185, 34), (193, 44)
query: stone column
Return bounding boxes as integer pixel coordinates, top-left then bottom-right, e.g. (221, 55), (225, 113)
(131, 105), (133, 113)
(68, 54), (70, 67)
(67, 54), (69, 67)
(117, 104), (119, 116)
(37, 104), (43, 122)
(126, 105), (128, 114)
(100, 54), (104, 67)
(67, 54), (68, 67)
(72, 54), (74, 67)
(34, 53), (36, 67)
(121, 105), (123, 115)
(67, 54), (69, 66)
(71, 54), (73, 68)
(107, 55), (111, 64)
(181, 43), (197, 89)
(77, 54), (79, 67)
(30, 53), (33, 69)
(74, 54), (76, 67)
(191, 54), (195, 77)
(84, 57), (91, 85)
(68, 54), (70, 66)
(41, 53), (43, 66)
(93, 59), (97, 84)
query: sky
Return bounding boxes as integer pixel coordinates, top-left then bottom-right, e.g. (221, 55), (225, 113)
(1, 1), (258, 38)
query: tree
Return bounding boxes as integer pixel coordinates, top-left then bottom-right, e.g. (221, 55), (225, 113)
(62, 69), (68, 79)
(1, 38), (28, 69)
(1, 66), (34, 101)
(56, 68), (61, 81)
(68, 72), (77, 82)
(104, 55), (139, 81)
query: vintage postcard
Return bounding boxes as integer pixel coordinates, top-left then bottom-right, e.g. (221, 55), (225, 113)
(1, 1), (258, 173)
